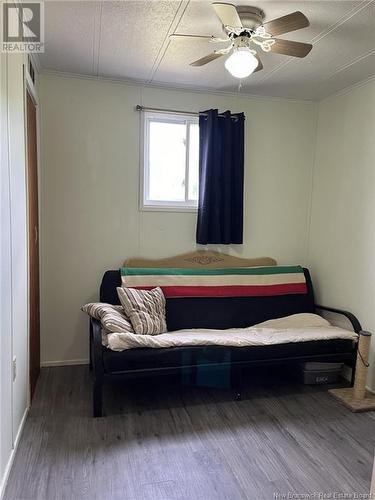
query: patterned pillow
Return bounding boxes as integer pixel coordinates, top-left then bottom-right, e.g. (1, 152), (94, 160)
(117, 287), (167, 335)
(81, 302), (133, 333)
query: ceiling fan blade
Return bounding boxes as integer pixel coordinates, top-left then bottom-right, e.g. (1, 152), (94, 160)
(263, 11), (309, 36)
(270, 39), (312, 58)
(254, 54), (263, 72)
(212, 2), (242, 28)
(190, 52), (224, 67)
(170, 34), (214, 40)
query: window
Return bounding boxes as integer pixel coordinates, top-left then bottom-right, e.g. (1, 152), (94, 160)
(141, 111), (199, 211)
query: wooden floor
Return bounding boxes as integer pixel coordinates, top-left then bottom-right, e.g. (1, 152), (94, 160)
(4, 365), (375, 500)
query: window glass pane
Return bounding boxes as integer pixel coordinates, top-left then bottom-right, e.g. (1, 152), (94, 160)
(148, 120), (186, 202)
(188, 123), (199, 201)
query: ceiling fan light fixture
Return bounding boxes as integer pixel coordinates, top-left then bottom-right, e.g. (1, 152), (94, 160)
(224, 47), (259, 78)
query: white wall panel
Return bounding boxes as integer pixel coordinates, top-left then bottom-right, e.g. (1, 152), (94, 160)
(0, 47), (29, 497)
(0, 50), (13, 497)
(308, 80), (375, 391)
(7, 53), (29, 441)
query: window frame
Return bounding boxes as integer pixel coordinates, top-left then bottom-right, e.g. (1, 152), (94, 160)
(140, 111), (199, 212)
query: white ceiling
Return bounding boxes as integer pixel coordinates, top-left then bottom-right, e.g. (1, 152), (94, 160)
(39, 0), (375, 100)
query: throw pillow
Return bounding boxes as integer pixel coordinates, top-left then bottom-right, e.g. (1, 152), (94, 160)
(81, 302), (133, 333)
(117, 287), (167, 335)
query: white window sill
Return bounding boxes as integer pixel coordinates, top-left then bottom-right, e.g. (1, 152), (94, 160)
(140, 204), (198, 213)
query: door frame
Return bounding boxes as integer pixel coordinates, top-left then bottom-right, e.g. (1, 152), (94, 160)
(24, 63), (41, 400)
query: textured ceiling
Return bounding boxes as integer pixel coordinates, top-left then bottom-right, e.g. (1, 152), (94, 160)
(39, 0), (375, 100)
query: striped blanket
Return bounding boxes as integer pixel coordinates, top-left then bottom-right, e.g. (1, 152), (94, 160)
(120, 265), (307, 298)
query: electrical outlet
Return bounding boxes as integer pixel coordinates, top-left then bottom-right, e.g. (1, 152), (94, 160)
(12, 357), (16, 381)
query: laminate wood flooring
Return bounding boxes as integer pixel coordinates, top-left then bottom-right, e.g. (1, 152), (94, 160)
(4, 365), (375, 500)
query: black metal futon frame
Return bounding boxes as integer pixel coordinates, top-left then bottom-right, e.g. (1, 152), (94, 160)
(89, 268), (361, 417)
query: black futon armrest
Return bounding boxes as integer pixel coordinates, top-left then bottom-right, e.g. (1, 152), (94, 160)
(315, 305), (362, 333)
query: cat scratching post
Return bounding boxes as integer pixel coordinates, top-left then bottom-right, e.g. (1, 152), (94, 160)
(329, 331), (375, 412)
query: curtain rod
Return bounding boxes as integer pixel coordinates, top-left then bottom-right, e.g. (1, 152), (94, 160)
(135, 105), (242, 120)
(136, 104), (202, 117)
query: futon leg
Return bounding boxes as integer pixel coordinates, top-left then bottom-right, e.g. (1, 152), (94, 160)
(93, 378), (103, 417)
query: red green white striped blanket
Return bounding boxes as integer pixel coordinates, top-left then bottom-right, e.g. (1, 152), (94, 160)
(120, 266), (307, 298)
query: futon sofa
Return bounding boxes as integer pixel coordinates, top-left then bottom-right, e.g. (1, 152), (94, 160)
(89, 266), (361, 417)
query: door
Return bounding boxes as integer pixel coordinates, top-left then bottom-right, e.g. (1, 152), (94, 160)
(27, 89), (40, 398)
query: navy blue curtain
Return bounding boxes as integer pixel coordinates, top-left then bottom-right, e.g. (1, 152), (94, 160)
(196, 109), (245, 245)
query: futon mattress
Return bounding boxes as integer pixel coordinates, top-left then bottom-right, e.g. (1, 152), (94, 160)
(104, 313), (357, 352)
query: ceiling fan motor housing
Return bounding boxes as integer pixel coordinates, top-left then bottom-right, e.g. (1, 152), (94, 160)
(236, 6), (265, 30)
(234, 36), (253, 50)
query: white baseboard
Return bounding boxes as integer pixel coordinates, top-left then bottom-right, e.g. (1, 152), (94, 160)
(0, 406), (29, 500)
(40, 358), (89, 367)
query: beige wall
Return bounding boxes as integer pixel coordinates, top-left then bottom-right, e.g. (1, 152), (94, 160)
(39, 73), (317, 365)
(308, 80), (375, 390)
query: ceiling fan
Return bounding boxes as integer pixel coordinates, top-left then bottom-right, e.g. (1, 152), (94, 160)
(170, 3), (313, 79)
